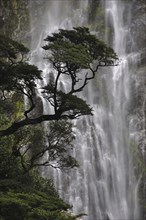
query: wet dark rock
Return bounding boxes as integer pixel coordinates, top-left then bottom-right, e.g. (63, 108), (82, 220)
(128, 1), (146, 219)
(88, 0), (100, 24)
(131, 0), (146, 52)
(28, 95), (43, 119)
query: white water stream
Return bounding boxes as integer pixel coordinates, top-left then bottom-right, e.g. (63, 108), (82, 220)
(29, 1), (140, 219)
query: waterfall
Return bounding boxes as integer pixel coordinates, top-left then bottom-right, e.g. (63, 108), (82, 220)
(29, 0), (141, 219)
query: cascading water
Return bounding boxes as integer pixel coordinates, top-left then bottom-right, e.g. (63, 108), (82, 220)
(29, 1), (141, 219)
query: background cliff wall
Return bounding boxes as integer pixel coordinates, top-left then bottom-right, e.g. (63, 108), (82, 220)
(130, 0), (146, 218)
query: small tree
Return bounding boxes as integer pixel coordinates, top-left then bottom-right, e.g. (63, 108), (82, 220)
(0, 27), (118, 137)
(13, 121), (78, 172)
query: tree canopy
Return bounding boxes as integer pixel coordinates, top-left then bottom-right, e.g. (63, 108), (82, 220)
(0, 27), (118, 137)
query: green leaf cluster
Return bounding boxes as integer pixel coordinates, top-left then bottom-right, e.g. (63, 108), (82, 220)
(0, 136), (77, 220)
(0, 34), (42, 93)
(44, 40), (92, 70)
(43, 84), (93, 118)
(0, 189), (75, 220)
(43, 27), (118, 69)
(0, 34), (28, 59)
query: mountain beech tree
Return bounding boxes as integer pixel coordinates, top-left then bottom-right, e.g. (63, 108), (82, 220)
(0, 27), (118, 137)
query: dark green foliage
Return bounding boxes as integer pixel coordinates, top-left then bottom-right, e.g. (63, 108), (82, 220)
(19, 121), (78, 171)
(0, 35), (42, 94)
(0, 34), (28, 59)
(0, 137), (77, 220)
(0, 135), (23, 179)
(43, 84), (93, 118)
(0, 35), (43, 136)
(0, 119), (78, 172)
(0, 186), (74, 220)
(0, 118), (78, 219)
(44, 121), (78, 169)
(43, 27), (118, 69)
(44, 39), (93, 70)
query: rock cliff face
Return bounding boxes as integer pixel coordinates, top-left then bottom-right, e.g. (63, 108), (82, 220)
(130, 0), (146, 218)
(130, 0), (146, 153)
(0, 0), (29, 41)
(131, 0), (146, 52)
